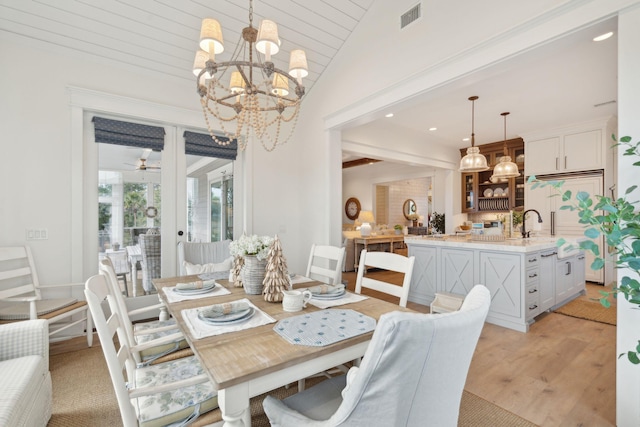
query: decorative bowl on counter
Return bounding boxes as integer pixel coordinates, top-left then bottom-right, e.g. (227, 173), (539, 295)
(459, 224), (471, 230)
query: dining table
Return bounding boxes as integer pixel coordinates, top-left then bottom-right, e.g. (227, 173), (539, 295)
(153, 274), (412, 427)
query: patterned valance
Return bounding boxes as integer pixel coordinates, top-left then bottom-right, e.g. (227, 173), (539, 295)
(92, 117), (165, 151)
(183, 131), (237, 160)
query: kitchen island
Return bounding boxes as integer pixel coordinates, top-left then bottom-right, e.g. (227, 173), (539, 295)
(405, 235), (586, 332)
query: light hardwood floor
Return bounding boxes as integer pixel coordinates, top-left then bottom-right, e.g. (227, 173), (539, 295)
(342, 269), (616, 427)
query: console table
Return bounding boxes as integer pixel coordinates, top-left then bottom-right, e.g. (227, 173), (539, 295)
(353, 235), (405, 270)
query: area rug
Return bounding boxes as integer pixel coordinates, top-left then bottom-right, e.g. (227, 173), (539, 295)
(554, 298), (617, 326)
(49, 345), (537, 427)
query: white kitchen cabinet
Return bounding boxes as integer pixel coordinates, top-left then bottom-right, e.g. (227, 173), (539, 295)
(526, 129), (603, 175)
(539, 249), (557, 312)
(407, 245), (438, 305)
(525, 174), (604, 283)
(441, 248), (475, 296)
(555, 255), (586, 304)
(479, 251), (522, 319)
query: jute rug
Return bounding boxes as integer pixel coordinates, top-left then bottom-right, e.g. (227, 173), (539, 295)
(554, 298), (617, 326)
(49, 345), (536, 427)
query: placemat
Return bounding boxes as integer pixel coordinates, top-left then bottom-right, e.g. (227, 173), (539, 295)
(273, 309), (376, 347)
(163, 282), (231, 303)
(181, 298), (275, 340)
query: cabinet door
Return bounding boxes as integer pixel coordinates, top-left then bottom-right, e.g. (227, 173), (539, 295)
(480, 252), (522, 318)
(524, 182), (552, 235)
(525, 137), (561, 175)
(539, 251), (557, 311)
(461, 173), (477, 213)
(441, 248), (474, 295)
(569, 254), (586, 295)
(408, 246), (438, 305)
(555, 259), (572, 303)
(563, 130), (602, 172)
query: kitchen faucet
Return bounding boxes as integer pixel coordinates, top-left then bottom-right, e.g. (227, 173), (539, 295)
(521, 209), (543, 238)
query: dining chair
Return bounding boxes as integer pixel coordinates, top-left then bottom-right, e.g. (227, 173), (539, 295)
(305, 244), (346, 285)
(0, 246), (92, 346)
(98, 258), (192, 366)
(355, 250), (415, 307)
(263, 285), (491, 427)
(84, 274), (220, 427)
(177, 240), (232, 275)
(138, 233), (161, 295)
(105, 250), (130, 297)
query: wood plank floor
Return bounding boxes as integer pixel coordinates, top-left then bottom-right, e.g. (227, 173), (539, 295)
(342, 270), (616, 426)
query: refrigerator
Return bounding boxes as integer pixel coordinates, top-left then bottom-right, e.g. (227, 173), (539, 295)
(525, 171), (604, 284)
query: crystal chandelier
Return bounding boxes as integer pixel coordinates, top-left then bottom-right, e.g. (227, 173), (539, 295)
(491, 112), (520, 180)
(193, 0), (308, 152)
(459, 96), (489, 172)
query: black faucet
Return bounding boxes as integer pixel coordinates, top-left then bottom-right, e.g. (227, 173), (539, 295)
(521, 209), (543, 238)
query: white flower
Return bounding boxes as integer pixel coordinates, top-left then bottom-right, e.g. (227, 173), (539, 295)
(229, 234), (274, 260)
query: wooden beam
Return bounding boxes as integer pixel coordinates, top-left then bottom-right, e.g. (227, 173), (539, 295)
(342, 158), (382, 169)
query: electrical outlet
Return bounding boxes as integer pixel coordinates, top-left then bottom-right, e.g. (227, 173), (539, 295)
(25, 228), (48, 240)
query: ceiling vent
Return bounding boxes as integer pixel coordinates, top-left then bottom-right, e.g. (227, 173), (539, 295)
(401, 3), (422, 29)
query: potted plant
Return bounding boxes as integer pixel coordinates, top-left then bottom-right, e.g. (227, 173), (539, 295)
(393, 224), (403, 235)
(407, 213), (420, 227)
(529, 135), (640, 363)
(230, 234), (275, 295)
(432, 212), (445, 234)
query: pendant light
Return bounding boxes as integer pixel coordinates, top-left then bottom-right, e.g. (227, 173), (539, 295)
(459, 96), (489, 172)
(491, 112), (520, 180)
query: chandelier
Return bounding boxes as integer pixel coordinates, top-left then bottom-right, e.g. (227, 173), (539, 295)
(193, 0), (308, 152)
(491, 112), (520, 180)
(459, 96), (489, 172)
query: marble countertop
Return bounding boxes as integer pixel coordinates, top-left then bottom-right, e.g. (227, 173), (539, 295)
(404, 234), (568, 253)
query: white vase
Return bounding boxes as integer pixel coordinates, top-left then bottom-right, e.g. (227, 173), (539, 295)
(242, 255), (267, 295)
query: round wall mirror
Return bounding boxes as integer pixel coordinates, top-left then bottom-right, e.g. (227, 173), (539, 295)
(403, 199), (416, 220)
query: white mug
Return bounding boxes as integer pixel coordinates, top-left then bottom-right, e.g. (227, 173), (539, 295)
(282, 289), (312, 312)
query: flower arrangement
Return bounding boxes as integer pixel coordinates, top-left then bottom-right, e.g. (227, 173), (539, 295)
(229, 234), (274, 260)
(407, 213), (420, 221)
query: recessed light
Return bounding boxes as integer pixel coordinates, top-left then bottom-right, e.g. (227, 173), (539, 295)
(429, 127), (437, 131)
(593, 31), (613, 42)
(385, 113), (394, 118)
(462, 137), (470, 142)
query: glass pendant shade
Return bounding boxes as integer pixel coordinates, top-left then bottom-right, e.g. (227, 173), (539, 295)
(459, 146), (489, 172)
(459, 96), (489, 172)
(491, 111), (520, 179)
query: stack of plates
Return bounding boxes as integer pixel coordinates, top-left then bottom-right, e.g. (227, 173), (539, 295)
(172, 282), (217, 296)
(311, 289), (346, 300)
(197, 307), (255, 326)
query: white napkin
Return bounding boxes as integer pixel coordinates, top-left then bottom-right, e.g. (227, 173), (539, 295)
(200, 301), (250, 319)
(307, 283), (345, 295)
(308, 292), (368, 309)
(176, 279), (217, 290)
(290, 275), (314, 285)
(163, 283), (231, 303)
(181, 299), (276, 340)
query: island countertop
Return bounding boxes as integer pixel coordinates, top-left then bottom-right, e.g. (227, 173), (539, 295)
(404, 234), (565, 253)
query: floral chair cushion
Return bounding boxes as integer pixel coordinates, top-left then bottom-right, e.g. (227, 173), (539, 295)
(133, 319), (190, 361)
(133, 355), (218, 427)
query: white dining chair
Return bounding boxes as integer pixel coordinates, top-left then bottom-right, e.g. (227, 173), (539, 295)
(99, 258), (191, 365)
(0, 246), (92, 346)
(84, 274), (219, 426)
(355, 250), (415, 308)
(305, 244), (346, 285)
(263, 285), (491, 427)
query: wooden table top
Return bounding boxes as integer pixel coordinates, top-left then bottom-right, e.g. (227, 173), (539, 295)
(153, 275), (410, 390)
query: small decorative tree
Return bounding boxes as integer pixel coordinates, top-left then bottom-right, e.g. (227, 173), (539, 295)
(262, 235), (289, 302)
(230, 256), (244, 288)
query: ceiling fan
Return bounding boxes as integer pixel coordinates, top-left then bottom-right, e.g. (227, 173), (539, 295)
(132, 158), (160, 171)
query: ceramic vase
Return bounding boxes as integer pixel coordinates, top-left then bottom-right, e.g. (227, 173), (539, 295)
(242, 255), (267, 295)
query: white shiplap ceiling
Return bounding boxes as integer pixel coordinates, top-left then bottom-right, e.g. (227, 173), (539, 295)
(1, 0), (618, 169)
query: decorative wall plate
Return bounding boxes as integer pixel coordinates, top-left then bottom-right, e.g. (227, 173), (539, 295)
(483, 188), (494, 198)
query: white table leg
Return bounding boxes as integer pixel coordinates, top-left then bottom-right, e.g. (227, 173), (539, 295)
(219, 383), (251, 427)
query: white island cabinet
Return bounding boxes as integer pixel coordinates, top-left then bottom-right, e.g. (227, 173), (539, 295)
(405, 236), (586, 332)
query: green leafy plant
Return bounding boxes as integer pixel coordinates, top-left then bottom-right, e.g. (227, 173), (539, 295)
(529, 135), (640, 363)
(431, 212), (445, 234)
(394, 224), (403, 230)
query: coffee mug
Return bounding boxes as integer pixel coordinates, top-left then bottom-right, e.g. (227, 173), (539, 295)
(282, 289), (312, 312)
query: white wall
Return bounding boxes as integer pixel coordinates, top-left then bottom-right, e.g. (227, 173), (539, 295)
(616, 6), (640, 426)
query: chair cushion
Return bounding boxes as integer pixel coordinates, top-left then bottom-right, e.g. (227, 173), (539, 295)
(0, 355), (51, 427)
(0, 298), (78, 320)
(133, 319), (190, 360)
(183, 257), (233, 275)
(282, 375), (347, 421)
(133, 355), (218, 427)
